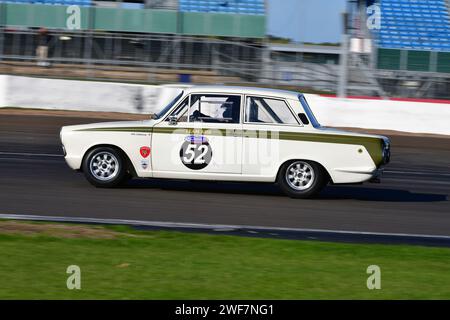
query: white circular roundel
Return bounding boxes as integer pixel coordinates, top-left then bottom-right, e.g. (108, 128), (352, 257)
(179, 135), (212, 170)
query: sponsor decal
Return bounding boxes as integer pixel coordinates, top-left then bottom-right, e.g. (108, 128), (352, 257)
(140, 146), (151, 158)
(184, 135), (208, 144)
(141, 159), (149, 170)
(180, 135), (212, 170)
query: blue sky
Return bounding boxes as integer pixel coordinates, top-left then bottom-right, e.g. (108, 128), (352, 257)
(267, 0), (347, 43)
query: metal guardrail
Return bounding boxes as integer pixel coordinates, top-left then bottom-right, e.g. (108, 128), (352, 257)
(0, 29), (325, 85)
(1, 28), (449, 97)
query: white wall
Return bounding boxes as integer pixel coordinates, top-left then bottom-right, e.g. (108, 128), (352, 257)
(0, 75), (7, 107)
(1, 75), (187, 115)
(0, 75), (449, 135)
(305, 94), (450, 135)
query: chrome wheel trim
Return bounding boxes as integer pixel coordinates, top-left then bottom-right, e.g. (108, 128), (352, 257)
(285, 161), (315, 191)
(89, 151), (120, 181)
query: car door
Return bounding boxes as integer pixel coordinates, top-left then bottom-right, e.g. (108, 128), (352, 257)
(151, 93), (243, 177)
(242, 95), (301, 177)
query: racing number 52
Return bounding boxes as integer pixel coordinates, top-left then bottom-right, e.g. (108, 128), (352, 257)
(183, 144), (208, 164)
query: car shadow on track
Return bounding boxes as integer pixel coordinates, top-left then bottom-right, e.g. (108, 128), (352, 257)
(123, 179), (447, 203)
(320, 186), (448, 202)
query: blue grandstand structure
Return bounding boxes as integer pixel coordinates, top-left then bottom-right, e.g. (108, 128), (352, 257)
(179, 0), (265, 15)
(0, 0), (266, 14)
(0, 0), (92, 6)
(374, 0), (450, 52)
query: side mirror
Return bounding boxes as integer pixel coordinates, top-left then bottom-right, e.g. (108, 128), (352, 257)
(168, 115), (178, 125)
(298, 113), (310, 125)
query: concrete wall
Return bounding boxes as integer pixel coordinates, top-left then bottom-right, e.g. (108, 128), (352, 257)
(0, 75), (449, 135)
(305, 94), (450, 135)
(0, 75), (183, 115)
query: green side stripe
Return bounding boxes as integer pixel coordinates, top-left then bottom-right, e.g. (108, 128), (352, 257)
(77, 127), (153, 133)
(77, 126), (383, 166)
(152, 127), (383, 165)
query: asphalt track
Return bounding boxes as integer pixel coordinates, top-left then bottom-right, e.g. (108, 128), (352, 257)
(0, 112), (449, 241)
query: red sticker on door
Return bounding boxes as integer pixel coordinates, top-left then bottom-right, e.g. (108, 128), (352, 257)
(140, 146), (151, 158)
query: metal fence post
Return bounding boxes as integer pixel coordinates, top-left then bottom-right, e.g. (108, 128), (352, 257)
(83, 6), (95, 78)
(338, 34), (350, 98)
(430, 51), (437, 73)
(400, 50), (408, 71)
(0, 3), (5, 61)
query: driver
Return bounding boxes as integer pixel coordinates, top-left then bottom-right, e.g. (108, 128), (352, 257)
(221, 97), (240, 123)
(190, 109), (208, 122)
(189, 96), (209, 121)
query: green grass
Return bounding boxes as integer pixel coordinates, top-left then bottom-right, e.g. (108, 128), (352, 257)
(0, 221), (449, 299)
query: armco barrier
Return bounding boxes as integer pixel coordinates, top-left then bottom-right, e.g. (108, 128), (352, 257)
(0, 75), (449, 135)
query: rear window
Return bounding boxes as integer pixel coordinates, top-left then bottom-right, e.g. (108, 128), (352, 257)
(245, 96), (298, 125)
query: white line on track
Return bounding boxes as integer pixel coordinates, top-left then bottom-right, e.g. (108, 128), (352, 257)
(0, 157), (63, 162)
(383, 178), (450, 185)
(0, 214), (449, 240)
(0, 151), (63, 157)
(384, 170), (450, 177)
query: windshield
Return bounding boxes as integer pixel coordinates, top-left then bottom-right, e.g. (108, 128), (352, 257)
(154, 91), (184, 119)
(298, 94), (321, 128)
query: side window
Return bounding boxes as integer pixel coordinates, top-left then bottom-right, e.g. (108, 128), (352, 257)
(245, 96), (299, 125)
(166, 96), (189, 122)
(188, 94), (241, 123)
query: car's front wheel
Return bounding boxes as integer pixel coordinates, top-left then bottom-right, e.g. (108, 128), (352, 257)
(82, 147), (129, 187)
(277, 160), (328, 198)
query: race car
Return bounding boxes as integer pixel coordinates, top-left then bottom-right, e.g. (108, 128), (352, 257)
(60, 86), (390, 198)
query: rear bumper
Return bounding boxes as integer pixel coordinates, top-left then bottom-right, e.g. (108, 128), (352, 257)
(331, 167), (384, 184)
(369, 168), (384, 183)
(380, 138), (391, 166)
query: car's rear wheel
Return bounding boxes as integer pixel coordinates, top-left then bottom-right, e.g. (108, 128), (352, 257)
(82, 147), (129, 187)
(277, 160), (328, 198)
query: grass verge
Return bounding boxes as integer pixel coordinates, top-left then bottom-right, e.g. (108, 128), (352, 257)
(0, 220), (449, 299)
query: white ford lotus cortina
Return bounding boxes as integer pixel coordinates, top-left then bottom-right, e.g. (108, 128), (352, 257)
(60, 86), (390, 198)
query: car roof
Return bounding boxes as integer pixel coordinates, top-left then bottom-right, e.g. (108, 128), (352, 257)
(183, 85), (302, 100)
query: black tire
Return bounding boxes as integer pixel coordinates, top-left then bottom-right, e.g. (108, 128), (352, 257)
(82, 147), (129, 187)
(277, 160), (328, 198)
